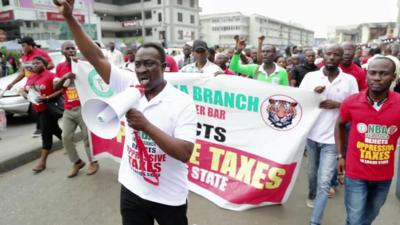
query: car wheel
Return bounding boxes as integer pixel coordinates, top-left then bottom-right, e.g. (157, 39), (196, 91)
(28, 104), (38, 121)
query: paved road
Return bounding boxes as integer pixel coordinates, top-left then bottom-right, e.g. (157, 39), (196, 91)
(1, 141), (399, 225)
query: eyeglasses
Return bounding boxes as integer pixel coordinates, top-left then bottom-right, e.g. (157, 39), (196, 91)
(134, 59), (163, 68)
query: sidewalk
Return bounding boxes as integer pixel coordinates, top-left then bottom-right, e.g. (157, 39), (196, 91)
(0, 120), (81, 173)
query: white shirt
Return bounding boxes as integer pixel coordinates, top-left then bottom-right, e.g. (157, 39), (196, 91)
(180, 60), (223, 75)
(121, 61), (135, 72)
(300, 68), (358, 144)
(105, 49), (124, 67)
(109, 66), (197, 206)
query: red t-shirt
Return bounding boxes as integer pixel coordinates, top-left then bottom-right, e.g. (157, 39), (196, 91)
(55, 62), (81, 110)
(340, 90), (400, 181)
(224, 68), (236, 75)
(165, 55), (178, 72)
(20, 48), (52, 78)
(25, 70), (56, 112)
(340, 62), (367, 91)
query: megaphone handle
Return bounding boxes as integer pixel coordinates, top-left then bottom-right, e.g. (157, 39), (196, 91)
(134, 131), (160, 186)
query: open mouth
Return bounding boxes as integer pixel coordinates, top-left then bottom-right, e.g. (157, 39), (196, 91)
(138, 77), (150, 86)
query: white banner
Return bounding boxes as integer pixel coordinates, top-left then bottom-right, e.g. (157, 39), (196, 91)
(73, 61), (322, 211)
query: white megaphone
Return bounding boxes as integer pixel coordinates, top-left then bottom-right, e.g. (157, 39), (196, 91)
(82, 86), (143, 139)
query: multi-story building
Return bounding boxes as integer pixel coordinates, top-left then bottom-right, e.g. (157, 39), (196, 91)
(0, 0), (101, 42)
(93, 0), (201, 47)
(200, 12), (314, 49)
(328, 22), (398, 44)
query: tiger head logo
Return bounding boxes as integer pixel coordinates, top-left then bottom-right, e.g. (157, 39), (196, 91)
(261, 95), (302, 130)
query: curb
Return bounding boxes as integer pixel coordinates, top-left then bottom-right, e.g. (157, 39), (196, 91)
(0, 132), (82, 174)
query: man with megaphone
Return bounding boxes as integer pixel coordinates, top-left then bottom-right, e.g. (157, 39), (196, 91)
(53, 1), (197, 225)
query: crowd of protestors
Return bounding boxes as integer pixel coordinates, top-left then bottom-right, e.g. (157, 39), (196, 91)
(2, 1), (400, 224)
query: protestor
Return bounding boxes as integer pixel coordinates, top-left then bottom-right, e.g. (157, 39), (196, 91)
(177, 44), (194, 69)
(165, 54), (179, 72)
(353, 47), (362, 67)
(340, 42), (367, 91)
(335, 57), (400, 225)
(121, 46), (137, 71)
(54, 1), (197, 225)
(23, 56), (62, 173)
(180, 40), (222, 74)
(6, 36), (54, 137)
(290, 49), (318, 87)
(208, 47), (216, 63)
(105, 42), (124, 67)
(214, 54), (235, 75)
(229, 36), (289, 85)
(299, 44), (358, 225)
(250, 48), (259, 64)
(54, 41), (99, 178)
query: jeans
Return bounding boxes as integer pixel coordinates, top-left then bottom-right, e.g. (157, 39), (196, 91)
(344, 176), (391, 225)
(306, 139), (337, 225)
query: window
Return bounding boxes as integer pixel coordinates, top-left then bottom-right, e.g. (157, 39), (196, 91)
(145, 11), (152, 19)
(1, 0), (10, 6)
(177, 12), (183, 22)
(158, 13), (162, 22)
(190, 15), (195, 24)
(178, 30), (183, 40)
(177, 0), (183, 5)
(157, 0), (161, 4)
(145, 28), (153, 36)
(25, 21), (32, 28)
(191, 31), (195, 40)
(190, 0), (195, 7)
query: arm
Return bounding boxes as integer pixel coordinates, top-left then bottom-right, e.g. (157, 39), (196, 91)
(38, 89), (63, 102)
(47, 62), (55, 70)
(290, 67), (298, 87)
(54, 0), (111, 83)
(228, 53), (258, 77)
(334, 116), (346, 181)
(54, 72), (75, 90)
(256, 35), (265, 65)
(6, 70), (25, 90)
(126, 108), (194, 162)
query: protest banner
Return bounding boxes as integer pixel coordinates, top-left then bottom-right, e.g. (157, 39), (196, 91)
(73, 61), (322, 210)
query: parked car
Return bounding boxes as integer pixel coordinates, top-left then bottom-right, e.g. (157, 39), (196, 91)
(0, 52), (65, 118)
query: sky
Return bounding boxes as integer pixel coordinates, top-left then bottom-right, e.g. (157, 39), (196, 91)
(198, 0), (399, 38)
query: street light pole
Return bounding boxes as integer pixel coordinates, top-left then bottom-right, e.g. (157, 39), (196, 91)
(141, 0), (145, 42)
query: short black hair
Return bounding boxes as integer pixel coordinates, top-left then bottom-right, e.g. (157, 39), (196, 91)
(33, 56), (48, 67)
(138, 42), (166, 63)
(370, 56), (396, 74)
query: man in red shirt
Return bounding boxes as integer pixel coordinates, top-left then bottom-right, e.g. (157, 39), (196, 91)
(6, 37), (54, 137)
(54, 41), (99, 177)
(335, 57), (400, 225)
(340, 42), (367, 91)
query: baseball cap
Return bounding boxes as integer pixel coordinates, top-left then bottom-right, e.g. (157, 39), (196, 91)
(18, 36), (37, 47)
(193, 40), (208, 51)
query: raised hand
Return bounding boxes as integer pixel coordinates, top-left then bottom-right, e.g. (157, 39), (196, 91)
(235, 36), (246, 54)
(53, 0), (75, 18)
(258, 35), (265, 45)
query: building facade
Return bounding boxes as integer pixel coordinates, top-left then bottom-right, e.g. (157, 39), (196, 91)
(200, 12), (314, 49)
(0, 0), (101, 43)
(328, 22), (398, 44)
(93, 0), (201, 47)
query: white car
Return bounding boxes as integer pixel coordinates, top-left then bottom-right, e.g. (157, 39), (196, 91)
(0, 52), (65, 118)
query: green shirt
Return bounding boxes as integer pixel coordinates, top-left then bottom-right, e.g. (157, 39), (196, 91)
(229, 53), (289, 86)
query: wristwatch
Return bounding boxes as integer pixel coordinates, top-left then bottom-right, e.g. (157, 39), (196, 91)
(336, 154), (343, 160)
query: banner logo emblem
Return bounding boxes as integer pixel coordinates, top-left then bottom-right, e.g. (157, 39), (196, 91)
(88, 69), (114, 98)
(260, 95), (302, 130)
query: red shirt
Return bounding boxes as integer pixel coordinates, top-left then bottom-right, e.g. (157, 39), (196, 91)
(340, 90), (400, 181)
(55, 62), (81, 110)
(20, 48), (52, 78)
(165, 55), (178, 72)
(25, 70), (56, 112)
(340, 62), (367, 91)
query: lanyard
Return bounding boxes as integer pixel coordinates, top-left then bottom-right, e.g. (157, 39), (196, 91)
(133, 131), (160, 186)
